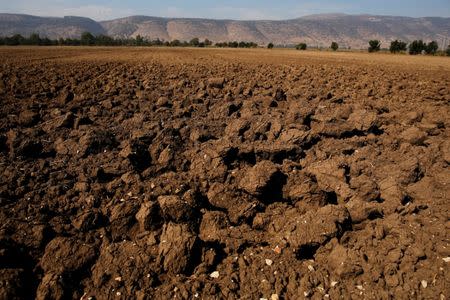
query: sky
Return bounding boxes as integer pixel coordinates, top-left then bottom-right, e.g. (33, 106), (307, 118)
(1, 0), (449, 21)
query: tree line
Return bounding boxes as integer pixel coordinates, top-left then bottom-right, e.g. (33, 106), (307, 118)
(2, 32), (450, 56)
(288, 40), (449, 56)
(0, 32), (215, 47)
(0, 32), (259, 48)
(367, 39), (442, 55)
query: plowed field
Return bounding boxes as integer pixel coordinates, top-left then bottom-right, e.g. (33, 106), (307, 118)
(0, 47), (449, 299)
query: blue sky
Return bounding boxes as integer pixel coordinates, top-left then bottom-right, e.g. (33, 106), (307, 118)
(1, 0), (449, 20)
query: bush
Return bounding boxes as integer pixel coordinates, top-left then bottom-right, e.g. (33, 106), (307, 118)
(330, 42), (339, 51)
(446, 45), (450, 56)
(296, 43), (307, 50)
(368, 40), (381, 52)
(425, 41), (438, 55)
(268, 43), (274, 49)
(409, 40), (425, 55)
(390, 40), (407, 53)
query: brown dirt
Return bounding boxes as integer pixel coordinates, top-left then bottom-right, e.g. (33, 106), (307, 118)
(0, 47), (449, 300)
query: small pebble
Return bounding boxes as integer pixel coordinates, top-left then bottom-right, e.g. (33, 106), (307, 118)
(331, 281), (338, 287)
(307, 265), (315, 272)
(356, 285), (364, 290)
(114, 276), (122, 282)
(265, 259), (273, 266)
(116, 292), (121, 296)
(210, 271), (220, 278)
(421, 280), (427, 288)
(442, 257), (450, 263)
(273, 245), (282, 254)
(271, 294), (279, 300)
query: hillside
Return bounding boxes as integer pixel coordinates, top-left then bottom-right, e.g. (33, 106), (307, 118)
(1, 13), (449, 48)
(0, 14), (105, 38)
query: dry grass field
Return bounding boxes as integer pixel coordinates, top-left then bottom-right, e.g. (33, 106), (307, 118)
(0, 47), (449, 299)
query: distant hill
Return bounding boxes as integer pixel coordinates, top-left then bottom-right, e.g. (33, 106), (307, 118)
(0, 14), (105, 39)
(1, 13), (449, 49)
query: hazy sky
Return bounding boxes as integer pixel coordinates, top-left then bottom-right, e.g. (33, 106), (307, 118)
(1, 0), (449, 20)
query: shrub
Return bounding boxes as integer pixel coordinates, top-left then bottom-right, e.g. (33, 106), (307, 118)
(296, 43), (307, 50)
(409, 40), (425, 55)
(368, 40), (381, 52)
(330, 42), (339, 51)
(268, 43), (274, 49)
(390, 40), (407, 53)
(425, 41), (438, 55)
(446, 45), (450, 56)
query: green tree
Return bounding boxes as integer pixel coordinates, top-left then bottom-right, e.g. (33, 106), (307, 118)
(170, 39), (181, 47)
(135, 35), (144, 46)
(29, 33), (41, 45)
(330, 42), (339, 51)
(5, 34), (25, 45)
(190, 38), (200, 47)
(96, 34), (114, 46)
(81, 32), (95, 45)
(446, 45), (450, 56)
(368, 40), (381, 52)
(267, 42), (274, 49)
(389, 40), (407, 53)
(229, 41), (238, 48)
(408, 40), (425, 55)
(425, 41), (438, 55)
(296, 43), (307, 50)
(204, 39), (212, 46)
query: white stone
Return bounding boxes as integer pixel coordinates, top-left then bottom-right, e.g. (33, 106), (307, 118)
(421, 280), (428, 288)
(265, 259), (273, 266)
(210, 271), (220, 278)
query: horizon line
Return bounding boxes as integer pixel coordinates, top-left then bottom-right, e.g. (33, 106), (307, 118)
(1, 12), (449, 23)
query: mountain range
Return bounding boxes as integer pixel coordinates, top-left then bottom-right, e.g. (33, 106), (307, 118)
(0, 13), (449, 49)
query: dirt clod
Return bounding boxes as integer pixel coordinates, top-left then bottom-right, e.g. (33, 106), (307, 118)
(0, 47), (448, 299)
